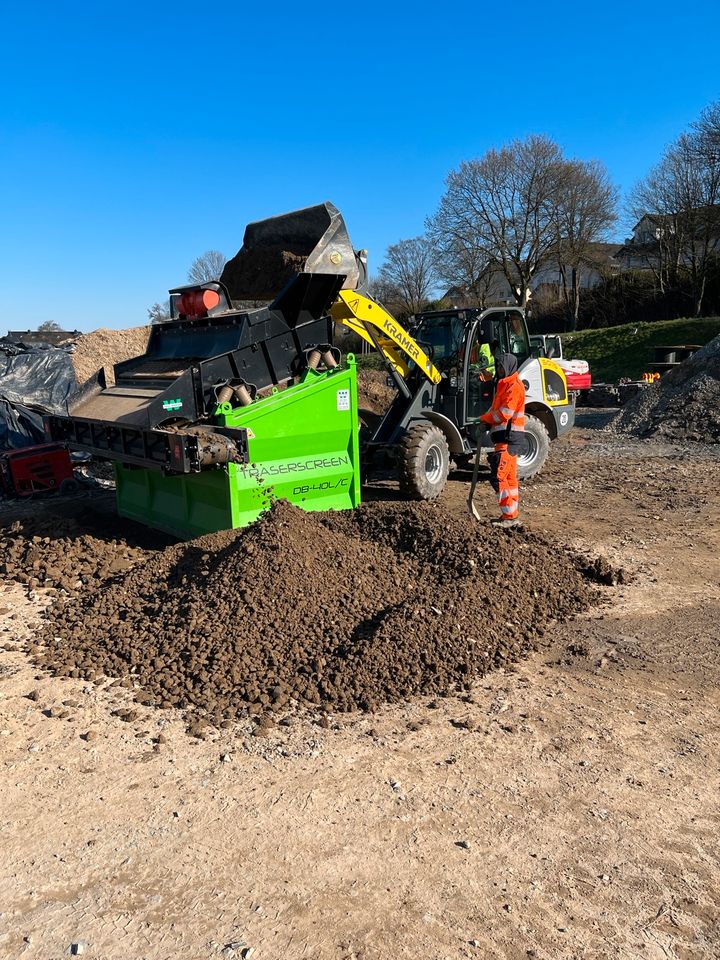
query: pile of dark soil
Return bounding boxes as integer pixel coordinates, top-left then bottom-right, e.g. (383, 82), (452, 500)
(36, 501), (598, 720)
(357, 369), (395, 415)
(220, 246), (307, 302)
(613, 334), (720, 442)
(0, 512), (166, 594)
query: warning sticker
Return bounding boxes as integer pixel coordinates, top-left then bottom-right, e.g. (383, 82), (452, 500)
(336, 389), (350, 411)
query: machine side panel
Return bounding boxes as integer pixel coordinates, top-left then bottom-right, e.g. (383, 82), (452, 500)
(114, 362), (361, 538)
(222, 363), (361, 526)
(115, 464), (237, 539)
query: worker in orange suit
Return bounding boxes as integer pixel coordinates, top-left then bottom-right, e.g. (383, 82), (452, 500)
(479, 353), (526, 528)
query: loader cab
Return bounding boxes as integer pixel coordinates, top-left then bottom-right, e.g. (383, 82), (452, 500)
(409, 310), (467, 376)
(411, 306), (532, 424)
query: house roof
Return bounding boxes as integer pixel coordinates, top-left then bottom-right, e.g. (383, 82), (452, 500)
(5, 329), (81, 345)
(582, 242), (623, 264)
(631, 204), (720, 231)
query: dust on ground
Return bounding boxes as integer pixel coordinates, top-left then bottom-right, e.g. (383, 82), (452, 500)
(1, 410), (719, 959)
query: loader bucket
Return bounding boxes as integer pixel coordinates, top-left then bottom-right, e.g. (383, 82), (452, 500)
(219, 201), (366, 302)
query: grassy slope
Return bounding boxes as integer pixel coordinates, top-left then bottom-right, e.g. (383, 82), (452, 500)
(560, 317), (720, 382)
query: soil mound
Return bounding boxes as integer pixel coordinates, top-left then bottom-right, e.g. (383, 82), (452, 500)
(613, 334), (720, 442)
(71, 326), (150, 387)
(357, 368), (395, 415)
(0, 512), (165, 594)
(36, 501), (597, 720)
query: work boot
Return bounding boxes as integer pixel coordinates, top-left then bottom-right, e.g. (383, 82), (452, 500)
(491, 517), (522, 529)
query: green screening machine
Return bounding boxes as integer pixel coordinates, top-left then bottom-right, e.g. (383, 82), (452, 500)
(46, 203), (365, 539)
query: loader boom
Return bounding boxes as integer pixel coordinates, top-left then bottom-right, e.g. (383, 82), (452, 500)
(331, 290), (442, 386)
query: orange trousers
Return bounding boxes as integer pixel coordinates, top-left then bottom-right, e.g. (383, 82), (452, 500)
(491, 444), (519, 520)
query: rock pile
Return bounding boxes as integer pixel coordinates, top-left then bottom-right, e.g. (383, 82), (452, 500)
(613, 334), (720, 442)
(34, 501), (597, 721)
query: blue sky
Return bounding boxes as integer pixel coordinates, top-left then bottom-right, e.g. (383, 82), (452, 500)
(1, 0), (718, 333)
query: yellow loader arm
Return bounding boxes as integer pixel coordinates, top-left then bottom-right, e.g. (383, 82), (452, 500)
(331, 290), (442, 386)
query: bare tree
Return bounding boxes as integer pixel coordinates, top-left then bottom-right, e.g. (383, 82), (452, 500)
(368, 275), (402, 310)
(377, 237), (437, 315)
(695, 100), (720, 156)
(37, 320), (62, 333)
(147, 300), (171, 324)
(628, 161), (685, 293)
(629, 101), (720, 315)
(428, 135), (564, 308)
(689, 101), (720, 313)
(551, 159), (618, 330)
(187, 250), (227, 285)
(429, 231), (499, 307)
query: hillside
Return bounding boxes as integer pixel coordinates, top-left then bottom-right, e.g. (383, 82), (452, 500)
(560, 317), (720, 382)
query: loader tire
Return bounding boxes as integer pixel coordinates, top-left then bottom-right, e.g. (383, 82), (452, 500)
(398, 422), (450, 501)
(516, 414), (550, 480)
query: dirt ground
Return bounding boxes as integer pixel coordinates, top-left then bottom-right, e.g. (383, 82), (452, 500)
(1, 410), (719, 960)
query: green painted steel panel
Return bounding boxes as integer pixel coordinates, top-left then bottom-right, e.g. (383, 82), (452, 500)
(115, 358), (360, 539)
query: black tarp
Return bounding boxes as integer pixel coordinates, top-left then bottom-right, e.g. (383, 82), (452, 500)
(0, 400), (46, 449)
(0, 339), (78, 449)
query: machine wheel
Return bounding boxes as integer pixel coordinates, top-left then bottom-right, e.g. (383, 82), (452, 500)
(59, 477), (80, 495)
(398, 422), (450, 500)
(517, 414), (550, 480)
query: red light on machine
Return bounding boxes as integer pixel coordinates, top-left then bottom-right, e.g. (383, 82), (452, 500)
(176, 289), (221, 318)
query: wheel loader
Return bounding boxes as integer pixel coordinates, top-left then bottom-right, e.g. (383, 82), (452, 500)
(45, 202), (574, 538)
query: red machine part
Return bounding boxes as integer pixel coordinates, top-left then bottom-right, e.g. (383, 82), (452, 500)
(0, 443), (75, 497)
(175, 289), (221, 318)
(564, 371), (592, 391)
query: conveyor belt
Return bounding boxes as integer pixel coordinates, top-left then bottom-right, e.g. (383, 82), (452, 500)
(70, 386), (164, 425)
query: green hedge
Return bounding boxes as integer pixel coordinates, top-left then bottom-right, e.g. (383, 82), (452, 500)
(559, 317), (720, 382)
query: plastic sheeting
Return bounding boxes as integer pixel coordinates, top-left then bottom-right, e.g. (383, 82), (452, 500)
(0, 400), (46, 449)
(0, 339), (78, 449)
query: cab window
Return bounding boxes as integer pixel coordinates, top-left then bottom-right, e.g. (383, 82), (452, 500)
(499, 310), (530, 362)
(412, 314), (466, 371)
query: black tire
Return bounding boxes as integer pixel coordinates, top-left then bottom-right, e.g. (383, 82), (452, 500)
(398, 422), (450, 500)
(59, 477), (80, 495)
(516, 414), (550, 480)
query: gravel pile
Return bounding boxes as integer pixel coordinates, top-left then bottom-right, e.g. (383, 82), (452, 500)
(612, 334), (720, 442)
(34, 501), (598, 721)
(71, 326), (150, 386)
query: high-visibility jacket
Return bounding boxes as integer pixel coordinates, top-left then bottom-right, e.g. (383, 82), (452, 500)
(468, 340), (495, 376)
(480, 371), (526, 454)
